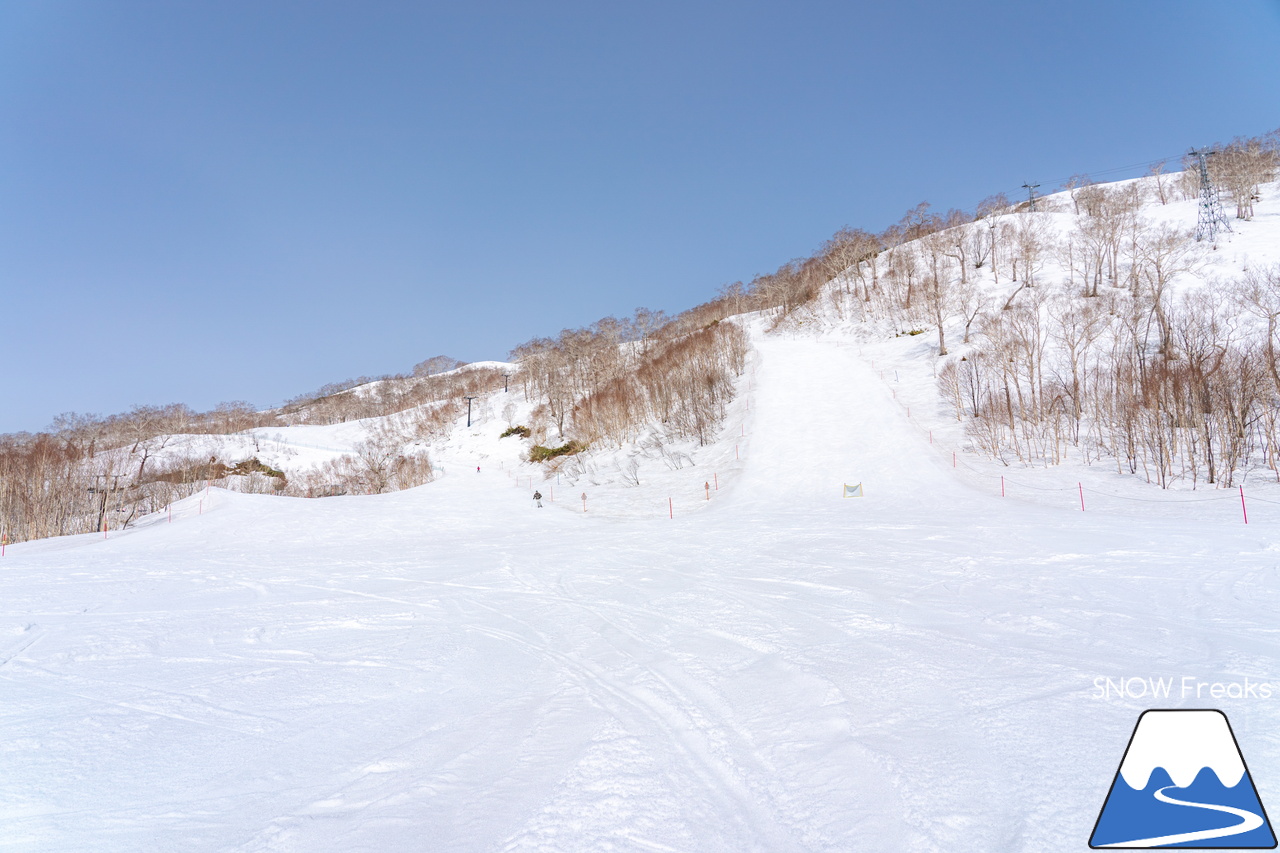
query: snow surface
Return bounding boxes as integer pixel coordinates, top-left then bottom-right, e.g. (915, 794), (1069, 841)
(5, 331), (1280, 852)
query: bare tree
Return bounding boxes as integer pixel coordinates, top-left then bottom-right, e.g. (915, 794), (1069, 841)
(1148, 161), (1171, 205)
(921, 232), (954, 355)
(1132, 222), (1201, 355)
(819, 227), (881, 300)
(1235, 264), (1280, 392)
(939, 222), (970, 284)
(964, 221), (991, 273)
(975, 193), (1011, 285)
(1065, 174), (1093, 216)
(952, 274), (990, 344)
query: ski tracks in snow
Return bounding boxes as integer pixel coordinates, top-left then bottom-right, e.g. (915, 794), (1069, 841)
(7, 339), (1280, 850)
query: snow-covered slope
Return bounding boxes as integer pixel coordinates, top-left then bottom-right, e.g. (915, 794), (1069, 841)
(4, 326), (1280, 851)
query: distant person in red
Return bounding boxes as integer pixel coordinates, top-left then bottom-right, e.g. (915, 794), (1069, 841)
(476, 466), (480, 473)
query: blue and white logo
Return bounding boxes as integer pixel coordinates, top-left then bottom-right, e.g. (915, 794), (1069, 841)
(1091, 709), (1276, 848)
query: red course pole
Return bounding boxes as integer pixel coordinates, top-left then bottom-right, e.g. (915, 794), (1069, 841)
(1001, 475), (1005, 497)
(1078, 483), (1085, 511)
(714, 473), (719, 490)
(1241, 486), (1249, 524)
(669, 497), (673, 518)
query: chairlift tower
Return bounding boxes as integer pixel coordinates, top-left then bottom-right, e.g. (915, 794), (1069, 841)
(1190, 148), (1232, 242)
(1022, 182), (1040, 213)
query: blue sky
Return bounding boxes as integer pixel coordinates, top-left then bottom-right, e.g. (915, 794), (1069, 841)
(1, 1), (1278, 433)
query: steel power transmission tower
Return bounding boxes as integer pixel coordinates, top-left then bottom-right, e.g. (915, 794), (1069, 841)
(1022, 182), (1040, 212)
(1190, 148), (1232, 242)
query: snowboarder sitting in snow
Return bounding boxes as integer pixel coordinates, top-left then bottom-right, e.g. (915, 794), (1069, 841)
(533, 490), (543, 508)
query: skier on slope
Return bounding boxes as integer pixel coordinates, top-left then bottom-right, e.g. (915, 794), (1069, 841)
(533, 490), (543, 508)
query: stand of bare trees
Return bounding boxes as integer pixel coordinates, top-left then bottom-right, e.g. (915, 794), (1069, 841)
(511, 308), (749, 451)
(1203, 131), (1280, 221)
(939, 271), (1280, 489)
(0, 434), (95, 543)
(923, 131), (1278, 489)
(575, 322), (750, 447)
(278, 363), (502, 426)
(285, 426), (435, 498)
(0, 359), (480, 543)
(0, 400), (280, 544)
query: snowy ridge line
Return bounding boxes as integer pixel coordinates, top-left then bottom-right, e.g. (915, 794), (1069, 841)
(930, 151), (1185, 239)
(994, 152), (1189, 201)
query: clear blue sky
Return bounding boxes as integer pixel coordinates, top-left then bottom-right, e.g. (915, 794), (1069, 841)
(2, 1), (1278, 433)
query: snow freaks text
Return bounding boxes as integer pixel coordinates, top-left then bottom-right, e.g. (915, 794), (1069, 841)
(1093, 677), (1274, 701)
